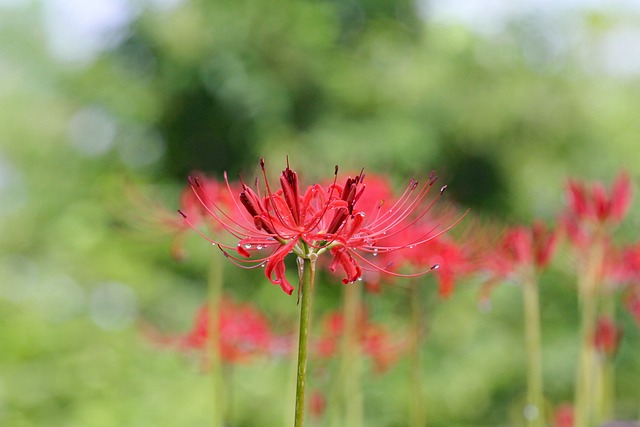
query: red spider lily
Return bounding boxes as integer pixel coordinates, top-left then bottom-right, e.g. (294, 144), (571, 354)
(313, 310), (405, 373)
(565, 172), (632, 225)
(503, 221), (557, 269)
(594, 316), (623, 357)
(482, 221), (558, 280)
(125, 174), (236, 261)
(179, 158), (461, 295)
(147, 297), (274, 363)
(561, 174), (633, 273)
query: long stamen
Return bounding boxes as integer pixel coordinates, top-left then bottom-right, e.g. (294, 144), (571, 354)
(187, 178), (266, 240)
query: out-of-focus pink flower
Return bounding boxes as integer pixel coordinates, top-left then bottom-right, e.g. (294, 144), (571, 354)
(125, 174), (236, 261)
(503, 221), (557, 269)
(308, 390), (327, 419)
(554, 403), (574, 427)
(561, 172), (633, 256)
(482, 221), (558, 282)
(313, 310), (405, 373)
(398, 231), (471, 298)
(180, 158), (461, 295)
(148, 297), (274, 363)
(565, 172), (632, 225)
(594, 316), (623, 357)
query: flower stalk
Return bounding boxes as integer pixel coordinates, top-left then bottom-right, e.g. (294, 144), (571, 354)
(295, 254), (317, 427)
(523, 267), (544, 427)
(573, 237), (604, 427)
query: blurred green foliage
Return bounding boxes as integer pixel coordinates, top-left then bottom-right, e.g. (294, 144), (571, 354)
(1, 0), (640, 426)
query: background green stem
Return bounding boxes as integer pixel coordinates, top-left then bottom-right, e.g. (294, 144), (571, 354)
(573, 240), (604, 427)
(294, 256), (316, 427)
(522, 269), (544, 427)
(208, 252), (225, 427)
(595, 293), (616, 425)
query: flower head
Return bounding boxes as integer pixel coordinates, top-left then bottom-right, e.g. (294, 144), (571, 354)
(594, 316), (623, 358)
(180, 158), (461, 294)
(313, 310), (405, 373)
(562, 173), (633, 250)
(482, 220), (558, 281)
(147, 297), (274, 363)
(565, 172), (632, 225)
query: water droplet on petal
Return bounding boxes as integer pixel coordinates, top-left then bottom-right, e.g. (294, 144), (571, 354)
(256, 245), (263, 250)
(431, 263), (440, 270)
(244, 244), (252, 249)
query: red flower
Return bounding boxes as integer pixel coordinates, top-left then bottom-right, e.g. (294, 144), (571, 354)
(180, 158), (461, 294)
(482, 221), (558, 281)
(594, 316), (623, 357)
(313, 310), (405, 373)
(398, 231), (471, 298)
(148, 297), (274, 363)
(565, 172), (633, 227)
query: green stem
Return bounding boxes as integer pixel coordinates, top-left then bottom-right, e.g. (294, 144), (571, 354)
(595, 293), (616, 425)
(208, 252), (225, 427)
(523, 269), (544, 427)
(294, 255), (316, 427)
(341, 283), (363, 427)
(573, 240), (604, 427)
(409, 284), (426, 427)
